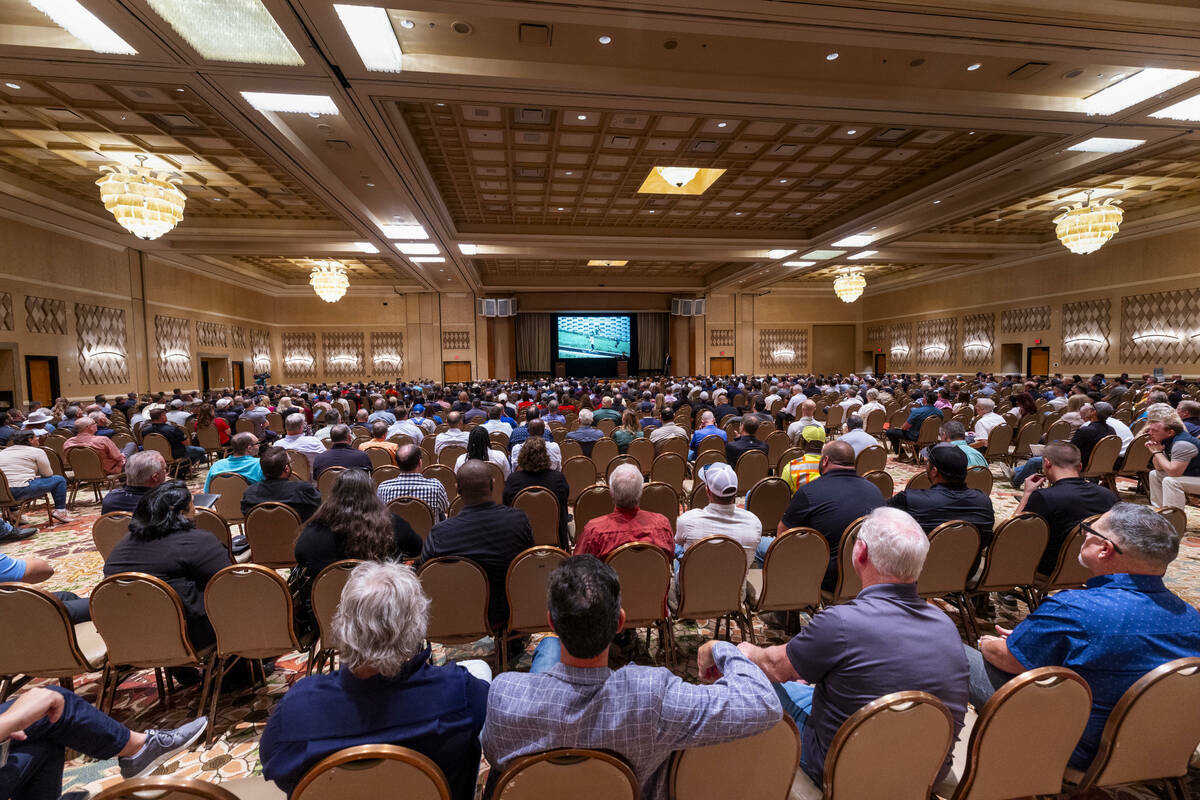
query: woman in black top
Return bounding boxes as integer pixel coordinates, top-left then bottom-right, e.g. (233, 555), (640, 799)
(294, 468), (421, 579)
(502, 436), (570, 549)
(104, 481), (231, 649)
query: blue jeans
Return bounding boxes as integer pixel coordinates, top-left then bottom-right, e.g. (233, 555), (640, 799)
(963, 644), (1017, 709)
(11, 476), (67, 510)
(1012, 457), (1043, 488)
(529, 635), (561, 673)
(185, 445), (206, 464)
(0, 686), (129, 800)
(774, 682), (819, 782)
(754, 536), (774, 567)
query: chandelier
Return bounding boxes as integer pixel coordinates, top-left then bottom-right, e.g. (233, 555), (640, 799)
(833, 269), (866, 303)
(309, 260), (349, 302)
(655, 166), (699, 188)
(1053, 194), (1124, 254)
(95, 156), (186, 240)
(771, 347), (796, 362)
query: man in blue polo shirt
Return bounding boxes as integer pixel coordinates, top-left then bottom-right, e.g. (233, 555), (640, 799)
(688, 410), (726, 460)
(965, 503), (1200, 770)
(885, 390), (943, 457)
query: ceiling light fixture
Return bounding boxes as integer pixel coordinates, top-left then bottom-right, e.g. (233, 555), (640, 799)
(832, 232), (873, 247)
(802, 249), (845, 260)
(587, 260), (628, 267)
(27, 0), (137, 54)
(783, 261), (816, 267)
(1053, 191), (1124, 254)
(400, 19), (414, 29)
(412, 256), (445, 262)
(846, 129), (857, 135)
(397, 242), (439, 255)
(1081, 68), (1200, 115)
(458, 243), (478, 255)
(335, 4), (404, 72)
(577, 114), (588, 120)
(771, 347), (796, 362)
(717, 122), (728, 128)
(4, 83), (19, 90)
(656, 166), (699, 187)
(825, 52), (839, 61)
(1149, 92), (1200, 122)
(309, 260), (349, 302)
(967, 62), (982, 71)
(95, 155), (186, 240)
(147, 0), (303, 65)
(847, 250), (877, 260)
(638, 166), (725, 195)
(352, 242), (378, 253)
(1067, 137), (1146, 153)
(768, 249), (796, 259)
(241, 92), (339, 115)
(598, 35), (612, 44)
(833, 269), (866, 303)
(382, 224), (427, 239)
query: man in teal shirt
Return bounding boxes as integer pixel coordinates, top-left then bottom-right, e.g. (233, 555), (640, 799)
(939, 420), (988, 468)
(203, 431), (264, 491)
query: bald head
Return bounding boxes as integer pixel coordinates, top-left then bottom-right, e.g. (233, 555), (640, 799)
(457, 458), (493, 504)
(822, 440), (855, 468)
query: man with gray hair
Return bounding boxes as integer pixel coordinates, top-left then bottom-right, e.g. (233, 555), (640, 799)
(965, 503), (1200, 771)
(574, 463), (673, 559)
(101, 450), (167, 514)
(969, 396), (1005, 447)
(737, 506), (968, 785)
(277, 412), (324, 470)
(260, 561), (489, 800)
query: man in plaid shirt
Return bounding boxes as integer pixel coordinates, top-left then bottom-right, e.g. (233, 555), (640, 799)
(376, 444), (449, 521)
(482, 556), (781, 799)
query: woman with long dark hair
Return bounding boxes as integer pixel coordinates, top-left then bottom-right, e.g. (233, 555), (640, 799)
(194, 402), (230, 444)
(295, 469), (420, 578)
(1009, 391), (1038, 420)
(453, 425), (510, 478)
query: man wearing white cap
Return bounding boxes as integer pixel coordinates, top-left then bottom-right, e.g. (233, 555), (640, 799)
(674, 462), (762, 568)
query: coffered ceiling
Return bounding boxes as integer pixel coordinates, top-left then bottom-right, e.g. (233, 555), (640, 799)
(1, 0), (1200, 297)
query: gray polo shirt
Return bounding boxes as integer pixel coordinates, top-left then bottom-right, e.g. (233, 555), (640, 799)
(784, 582), (968, 781)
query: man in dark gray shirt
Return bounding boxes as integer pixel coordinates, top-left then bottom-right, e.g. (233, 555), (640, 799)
(737, 506), (969, 785)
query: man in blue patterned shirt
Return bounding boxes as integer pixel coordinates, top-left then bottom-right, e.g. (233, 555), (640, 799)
(482, 555), (781, 800)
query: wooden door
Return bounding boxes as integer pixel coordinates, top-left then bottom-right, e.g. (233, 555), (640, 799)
(1027, 347), (1049, 377)
(25, 356), (57, 406)
(443, 361), (471, 383)
(201, 360), (211, 392)
(709, 357), (734, 375)
(232, 361), (244, 389)
(874, 353), (887, 375)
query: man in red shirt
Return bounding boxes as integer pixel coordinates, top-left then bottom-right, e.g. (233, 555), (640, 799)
(63, 415), (128, 475)
(574, 463), (673, 559)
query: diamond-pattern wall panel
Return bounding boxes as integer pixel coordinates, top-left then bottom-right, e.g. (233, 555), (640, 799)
(1001, 306), (1050, 333)
(196, 321), (228, 349)
(1062, 299), (1110, 365)
(0, 293), (11, 331)
(865, 325), (887, 343)
(25, 295), (66, 334)
(250, 328), (271, 373)
(710, 328), (734, 348)
(231, 325), (246, 349)
(75, 303), (128, 385)
(961, 313), (995, 367)
(323, 331), (364, 377)
(759, 328), (808, 370)
(1121, 289), (1200, 364)
(282, 332), (316, 378)
(442, 330), (471, 350)
(888, 322), (913, 369)
(371, 331), (404, 373)
(917, 317), (957, 368)
(155, 315), (192, 383)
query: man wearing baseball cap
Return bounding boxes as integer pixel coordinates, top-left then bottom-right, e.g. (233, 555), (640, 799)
(675, 462), (762, 570)
(780, 425), (826, 491)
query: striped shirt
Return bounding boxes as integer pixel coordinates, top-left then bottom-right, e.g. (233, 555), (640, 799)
(376, 473), (449, 521)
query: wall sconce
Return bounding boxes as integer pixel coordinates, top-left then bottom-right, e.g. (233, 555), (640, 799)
(1064, 336), (1104, 346)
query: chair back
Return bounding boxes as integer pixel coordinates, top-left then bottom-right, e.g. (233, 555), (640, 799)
(1155, 506), (1187, 536)
(855, 444), (887, 475)
(364, 447), (394, 470)
(639, 481), (679, 532)
(650, 451), (687, 495)
(91, 777), (241, 800)
(1040, 517), (1098, 591)
(676, 535), (749, 620)
(627, 437), (656, 475)
(421, 463), (457, 502)
(195, 425), (223, 453)
(915, 415), (942, 447)
(982, 424), (1012, 460)
(573, 485), (614, 535)
(824, 404), (844, 432)
(1043, 420), (1073, 443)
(66, 445), (108, 481)
(829, 517), (866, 603)
(905, 470), (932, 491)
(604, 543), (671, 627)
(493, 749), (637, 800)
(40, 446), (68, 480)
(92, 511), (132, 560)
(283, 449), (311, 482)
(244, 502), (303, 568)
(418, 557), (492, 643)
(312, 559), (361, 646)
(208, 472), (250, 523)
(696, 435), (725, 458)
(1119, 434), (1152, 475)
(745, 476), (791, 536)
(559, 438), (583, 461)
(438, 444), (466, 468)
(235, 418), (255, 435)
(489, 431), (509, 450)
(1010, 421), (1042, 460)
(688, 481), (709, 510)
(0, 583), (102, 678)
(193, 507), (234, 557)
(952, 667), (1091, 800)
(823, 691), (953, 800)
(563, 456), (599, 504)
(596, 418), (617, 436)
(756, 528), (828, 613)
(1074, 657), (1200, 790)
(972, 513), (1047, 593)
(387, 497), (435, 541)
(887, 408), (910, 430)
(371, 465), (401, 488)
(761, 429), (788, 468)
(316, 467), (345, 496)
(90, 572), (202, 668)
(917, 521), (980, 597)
(590, 437), (618, 470)
(657, 436), (688, 461)
(142, 433), (176, 465)
(605, 453), (640, 480)
(670, 716), (798, 800)
(506, 546), (569, 634)
(862, 470), (893, 500)
(513, 486), (562, 547)
(692, 449), (726, 474)
(863, 408), (886, 435)
(734, 449), (769, 495)
(1081, 435), (1121, 478)
(205, 564), (299, 658)
(965, 466), (992, 494)
(293, 744), (451, 800)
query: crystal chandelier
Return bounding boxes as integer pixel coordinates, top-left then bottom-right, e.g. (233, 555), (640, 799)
(1053, 194), (1124, 254)
(833, 269), (866, 303)
(95, 157), (186, 240)
(309, 260), (349, 302)
(771, 347), (796, 362)
(655, 166), (699, 188)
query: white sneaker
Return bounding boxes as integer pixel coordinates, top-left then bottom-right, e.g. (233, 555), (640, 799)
(51, 509), (75, 523)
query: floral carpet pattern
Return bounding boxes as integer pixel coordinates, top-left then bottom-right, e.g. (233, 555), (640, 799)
(2, 459), (1196, 799)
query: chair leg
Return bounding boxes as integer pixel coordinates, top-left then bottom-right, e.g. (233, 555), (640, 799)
(205, 656), (230, 744)
(495, 631), (507, 674)
(100, 666), (118, 715)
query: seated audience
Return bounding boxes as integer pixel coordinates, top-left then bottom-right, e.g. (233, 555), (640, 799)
(203, 432), (265, 491)
(241, 446), (322, 522)
(969, 397), (1005, 447)
(648, 407), (687, 448)
(779, 425), (826, 490)
(358, 420), (398, 462)
(836, 414), (877, 457)
(565, 409), (604, 457)
(102, 450), (167, 514)
(0, 430), (72, 523)
(688, 410), (726, 459)
(675, 462), (761, 569)
(312, 409), (341, 441)
(510, 419), (561, 470)
(193, 402), (230, 446)
(386, 406), (424, 443)
(144, 407), (206, 468)
(886, 390), (943, 456)
(503, 436), (570, 548)
(366, 398), (397, 426)
(1176, 399), (1200, 437)
(454, 426), (511, 478)
(574, 463), (673, 560)
(377, 444), (450, 521)
(434, 412), (470, 455)
(312, 424), (371, 477)
(939, 421), (988, 469)
(278, 413), (325, 470)
(889, 445), (995, 548)
(63, 416), (127, 475)
(482, 405), (513, 436)
(612, 409), (644, 454)
(786, 400), (818, 444)
(593, 396), (622, 424)
(725, 415), (768, 464)
(1147, 410), (1200, 510)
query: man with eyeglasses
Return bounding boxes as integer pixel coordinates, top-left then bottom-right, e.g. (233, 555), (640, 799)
(962, 503), (1200, 772)
(202, 432), (264, 491)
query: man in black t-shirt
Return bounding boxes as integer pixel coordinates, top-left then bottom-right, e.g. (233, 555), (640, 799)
(241, 447), (322, 522)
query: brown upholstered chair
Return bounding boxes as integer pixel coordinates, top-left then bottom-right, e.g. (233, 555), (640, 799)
(964, 466), (992, 495)
(854, 444), (887, 476)
(863, 408), (886, 438)
(637, 481), (679, 533)
(142, 432), (186, 477)
(695, 435), (725, 459)
(438, 444), (466, 468)
(192, 506), (236, 561)
(308, 559), (362, 676)
(291, 744), (451, 800)
(748, 527), (828, 620)
(692, 449), (726, 474)
(627, 437), (656, 476)
(370, 465), (401, 488)
(649, 452), (686, 496)
(901, 416), (942, 463)
(734, 449), (769, 496)
(1081, 434), (1123, 491)
(604, 454), (640, 481)
(91, 777), (241, 800)
(417, 556), (496, 669)
(572, 485), (613, 537)
(669, 716), (799, 800)
(688, 481), (709, 510)
(242, 502), (303, 569)
(861, 469), (894, 500)
(92, 511), (132, 560)
(604, 543), (673, 667)
(559, 438), (583, 461)
(821, 517), (867, 605)
(502, 546), (569, 664)
(563, 456), (598, 505)
(966, 513), (1048, 626)
(1030, 515), (1100, 608)
(763, 430), (791, 474)
(421, 463), (457, 502)
(0, 583), (107, 700)
(672, 535), (753, 643)
(209, 472), (251, 527)
(744, 476), (791, 537)
(65, 446), (122, 507)
(195, 425), (229, 463)
(492, 749), (637, 800)
(513, 486), (562, 547)
(1155, 505), (1187, 536)
(656, 436), (688, 461)
(981, 423), (1013, 464)
(388, 496), (435, 541)
(315, 467), (345, 497)
(590, 437), (618, 472)
(904, 470), (932, 491)
(916, 521), (981, 639)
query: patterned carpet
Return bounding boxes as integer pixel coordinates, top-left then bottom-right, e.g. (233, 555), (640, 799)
(3, 457), (1197, 799)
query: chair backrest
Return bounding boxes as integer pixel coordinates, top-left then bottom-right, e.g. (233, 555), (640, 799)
(605, 453), (640, 481)
(387, 497), (435, 540)
(745, 476), (791, 536)
(590, 437), (618, 470)
(762, 429), (789, 466)
(362, 446), (393, 471)
(1044, 420), (1072, 443)
(493, 749), (637, 800)
(1119, 433), (1152, 475)
(670, 716), (798, 800)
(855, 444), (887, 476)
(421, 463), (457, 501)
(983, 423), (1012, 458)
(293, 744), (451, 800)
(596, 418), (617, 436)
(92, 511), (132, 560)
(916, 415), (942, 446)
(418, 557), (492, 643)
(317, 466), (345, 496)
(244, 502), (303, 568)
(563, 455), (599, 504)
(688, 481), (709, 510)
(972, 513), (1048, 593)
(192, 506), (234, 557)
(734, 449), (769, 496)
(279, 449), (310, 481)
(208, 472), (250, 523)
(863, 408), (886, 435)
(1041, 516), (1099, 589)
(559, 438), (583, 461)
(205, 564), (299, 658)
(91, 777), (241, 800)
(506, 546), (569, 634)
(657, 435), (688, 461)
(235, 417), (255, 434)
(438, 444), (466, 468)
(829, 517), (866, 603)
(862, 469), (893, 500)
(0, 583), (98, 677)
(696, 434), (725, 458)
(952, 667), (1092, 800)
(312, 559), (361, 646)
(39, 446), (67, 479)
(604, 542), (671, 627)
(90, 572), (201, 668)
(1155, 505), (1187, 537)
(775, 445), (805, 474)
(513, 486), (562, 547)
(573, 485), (614, 535)
(757, 527), (829, 613)
(676, 535), (749, 619)
(905, 470), (932, 491)
(489, 431), (509, 450)
(66, 445), (108, 481)
(649, 451), (687, 495)
(916, 521), (980, 597)
(266, 412), (285, 433)
(1075, 657), (1200, 789)
(692, 449), (726, 475)
(638, 481), (679, 532)
(823, 691), (953, 800)
(1011, 420), (1042, 457)
(1081, 435), (1122, 477)
(141, 433), (175, 464)
(371, 465), (401, 488)
(964, 466), (992, 495)
(627, 437), (656, 475)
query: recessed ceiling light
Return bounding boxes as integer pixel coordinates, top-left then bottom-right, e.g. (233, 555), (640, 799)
(933, 200), (941, 204)
(734, 211), (742, 216)
(400, 19), (414, 28)
(647, 209), (656, 213)
(439, 268), (444, 272)
(967, 62), (982, 71)
(412, 256), (444, 263)
(783, 261), (817, 267)
(846, 129), (857, 135)
(27, 0), (137, 55)
(1081, 68), (1200, 115)
(564, 171), (573, 176)
(968, 131), (976, 135)
(598, 35), (612, 44)
(352, 242), (379, 253)
(826, 52), (839, 61)
(587, 260), (628, 267)
(381, 224), (427, 239)
(1150, 92), (1200, 122)
(458, 243), (478, 255)
(832, 233), (873, 247)
(802, 249), (846, 260)
(717, 122), (727, 128)
(577, 114), (588, 120)
(397, 242), (439, 255)
(847, 250), (877, 260)
(147, 0), (303, 65)
(1067, 137), (1146, 153)
(768, 249), (796, 258)
(435, 102), (446, 107)
(241, 92), (339, 115)
(4, 83), (19, 90)
(365, 182), (375, 187)
(778, 179), (787, 183)
(557, 207), (564, 211)
(335, 4), (404, 72)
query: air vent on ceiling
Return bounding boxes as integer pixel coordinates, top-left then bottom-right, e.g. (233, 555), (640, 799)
(160, 113), (198, 128)
(618, 115), (641, 126)
(325, 139), (352, 151)
(519, 131), (543, 143)
(513, 107), (548, 124)
(514, 167), (545, 178)
(1008, 62), (1049, 80)
(606, 135), (632, 147)
(690, 139), (720, 153)
(517, 22), (551, 45)
(804, 178), (832, 189)
(773, 143), (799, 156)
(471, 107), (491, 117)
(872, 127), (911, 142)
